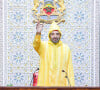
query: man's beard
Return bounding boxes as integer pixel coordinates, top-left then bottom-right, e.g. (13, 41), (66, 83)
(51, 38), (60, 43)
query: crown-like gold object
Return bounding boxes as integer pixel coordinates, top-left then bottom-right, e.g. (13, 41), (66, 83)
(32, 0), (66, 24)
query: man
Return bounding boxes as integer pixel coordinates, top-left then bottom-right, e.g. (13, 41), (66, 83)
(33, 21), (75, 86)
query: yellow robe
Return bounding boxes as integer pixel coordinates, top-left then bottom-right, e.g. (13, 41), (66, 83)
(33, 35), (75, 86)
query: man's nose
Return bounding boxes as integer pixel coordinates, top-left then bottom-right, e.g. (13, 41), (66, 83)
(54, 34), (57, 37)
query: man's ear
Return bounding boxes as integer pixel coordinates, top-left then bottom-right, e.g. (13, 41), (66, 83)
(49, 33), (51, 38)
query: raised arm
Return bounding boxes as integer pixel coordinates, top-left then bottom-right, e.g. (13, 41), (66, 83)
(33, 21), (44, 55)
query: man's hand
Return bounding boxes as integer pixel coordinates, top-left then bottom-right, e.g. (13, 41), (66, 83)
(36, 21), (44, 34)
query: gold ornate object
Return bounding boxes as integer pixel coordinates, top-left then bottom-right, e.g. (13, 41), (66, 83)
(32, 0), (66, 24)
(32, 0), (39, 13)
(58, 0), (66, 13)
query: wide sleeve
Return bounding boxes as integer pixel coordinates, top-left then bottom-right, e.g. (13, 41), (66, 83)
(33, 34), (41, 55)
(66, 49), (75, 86)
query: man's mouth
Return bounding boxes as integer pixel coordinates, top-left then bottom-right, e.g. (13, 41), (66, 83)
(53, 38), (58, 41)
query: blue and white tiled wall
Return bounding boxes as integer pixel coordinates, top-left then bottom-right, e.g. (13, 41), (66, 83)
(2, 0), (98, 86)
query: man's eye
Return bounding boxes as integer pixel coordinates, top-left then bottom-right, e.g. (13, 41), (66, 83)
(51, 33), (54, 35)
(56, 33), (60, 35)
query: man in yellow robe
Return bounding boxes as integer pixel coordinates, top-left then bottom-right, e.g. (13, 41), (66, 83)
(33, 21), (75, 86)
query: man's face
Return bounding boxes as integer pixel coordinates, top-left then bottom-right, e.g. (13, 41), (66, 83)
(50, 30), (61, 43)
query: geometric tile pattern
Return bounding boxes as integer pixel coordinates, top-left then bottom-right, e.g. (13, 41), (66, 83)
(4, 0), (95, 86)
